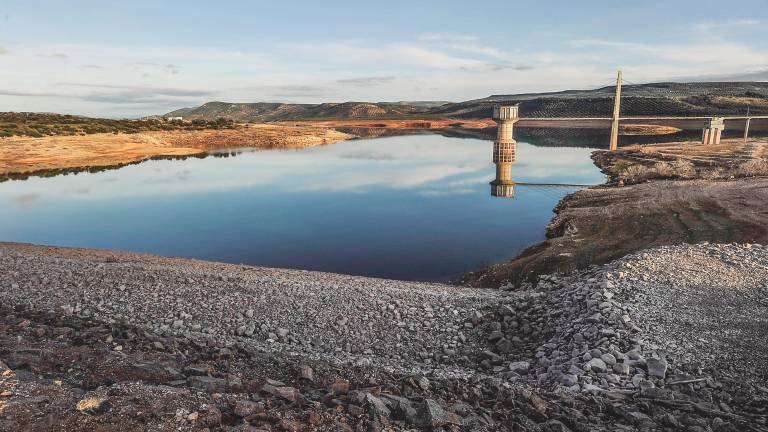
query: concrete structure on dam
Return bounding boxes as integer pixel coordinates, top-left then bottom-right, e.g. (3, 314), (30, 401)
(491, 105), (519, 198)
(703, 117), (725, 146)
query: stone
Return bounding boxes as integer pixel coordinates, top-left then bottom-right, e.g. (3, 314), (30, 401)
(234, 400), (264, 418)
(584, 358), (607, 373)
(76, 397), (111, 415)
(509, 361), (530, 374)
(381, 394), (416, 421)
(363, 393), (391, 420)
(613, 363), (630, 375)
(198, 406), (222, 428)
(600, 353), (617, 365)
(628, 411), (656, 427)
(413, 399), (462, 428)
(300, 365), (314, 382)
(187, 376), (227, 393)
(262, 384), (299, 402)
(646, 358), (668, 379)
(329, 378), (350, 396)
(561, 374), (578, 386)
(277, 419), (304, 432)
(495, 338), (514, 353)
(543, 419), (573, 432)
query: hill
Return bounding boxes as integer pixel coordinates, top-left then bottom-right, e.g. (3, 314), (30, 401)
(165, 82), (768, 121)
(165, 101), (444, 122)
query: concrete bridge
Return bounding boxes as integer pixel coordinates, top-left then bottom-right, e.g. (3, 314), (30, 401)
(497, 103), (768, 148)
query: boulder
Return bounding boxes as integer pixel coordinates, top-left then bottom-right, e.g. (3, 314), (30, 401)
(413, 399), (462, 428)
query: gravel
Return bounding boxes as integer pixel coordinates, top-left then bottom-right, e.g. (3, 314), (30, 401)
(2, 241), (768, 430)
(0, 243), (502, 379)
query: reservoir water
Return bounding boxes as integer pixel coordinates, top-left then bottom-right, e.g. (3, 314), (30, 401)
(0, 132), (605, 281)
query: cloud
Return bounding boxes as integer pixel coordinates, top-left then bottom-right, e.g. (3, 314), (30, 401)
(132, 62), (180, 75)
(568, 39), (768, 80)
(676, 68), (768, 82)
(695, 19), (762, 32)
(269, 85), (333, 98)
(390, 44), (489, 70)
(418, 33), (479, 43)
(336, 76), (395, 87)
(81, 64), (103, 69)
(37, 53), (68, 59)
(283, 41), (496, 71)
(0, 84), (215, 106)
(59, 83), (213, 97)
(0, 89), (63, 97)
(232, 84), (332, 99)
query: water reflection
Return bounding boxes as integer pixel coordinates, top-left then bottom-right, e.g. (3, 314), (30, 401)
(0, 133), (606, 281)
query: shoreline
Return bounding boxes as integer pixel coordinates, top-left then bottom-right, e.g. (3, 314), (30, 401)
(462, 137), (768, 287)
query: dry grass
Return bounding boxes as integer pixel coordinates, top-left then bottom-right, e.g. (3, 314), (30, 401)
(736, 159), (768, 177)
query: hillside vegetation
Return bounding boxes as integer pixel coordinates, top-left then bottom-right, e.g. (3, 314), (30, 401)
(0, 112), (234, 138)
(167, 82), (768, 121)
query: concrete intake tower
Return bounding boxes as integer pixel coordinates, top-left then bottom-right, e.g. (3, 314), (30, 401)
(490, 105), (519, 198)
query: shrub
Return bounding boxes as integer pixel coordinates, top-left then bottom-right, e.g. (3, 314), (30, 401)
(736, 159), (768, 177)
(622, 164), (649, 182)
(652, 162), (673, 177)
(671, 159), (695, 177)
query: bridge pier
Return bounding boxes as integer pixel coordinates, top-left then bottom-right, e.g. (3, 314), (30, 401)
(702, 117), (725, 145)
(491, 105), (519, 198)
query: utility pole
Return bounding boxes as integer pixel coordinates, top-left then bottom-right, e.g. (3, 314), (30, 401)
(744, 106), (751, 143)
(609, 70), (623, 151)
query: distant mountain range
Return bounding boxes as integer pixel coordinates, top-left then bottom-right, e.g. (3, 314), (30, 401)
(165, 82), (768, 121)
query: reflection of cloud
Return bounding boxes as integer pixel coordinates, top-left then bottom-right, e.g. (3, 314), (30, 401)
(1, 136), (604, 203)
(339, 150), (395, 161)
(15, 193), (40, 205)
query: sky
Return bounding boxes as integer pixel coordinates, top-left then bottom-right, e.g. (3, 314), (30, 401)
(1, 0), (767, 117)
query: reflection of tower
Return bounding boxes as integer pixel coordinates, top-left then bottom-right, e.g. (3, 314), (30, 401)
(490, 105), (519, 198)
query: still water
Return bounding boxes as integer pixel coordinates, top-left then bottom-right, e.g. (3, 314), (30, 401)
(0, 133), (605, 281)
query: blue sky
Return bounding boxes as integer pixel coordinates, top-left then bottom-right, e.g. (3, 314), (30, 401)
(1, 0), (766, 117)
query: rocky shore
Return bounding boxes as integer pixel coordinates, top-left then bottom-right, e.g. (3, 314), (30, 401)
(1, 242), (767, 430)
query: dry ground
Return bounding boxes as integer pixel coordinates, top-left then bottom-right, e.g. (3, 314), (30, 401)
(0, 124), (353, 179)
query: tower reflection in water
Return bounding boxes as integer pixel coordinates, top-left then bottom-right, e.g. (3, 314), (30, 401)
(490, 105), (520, 198)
